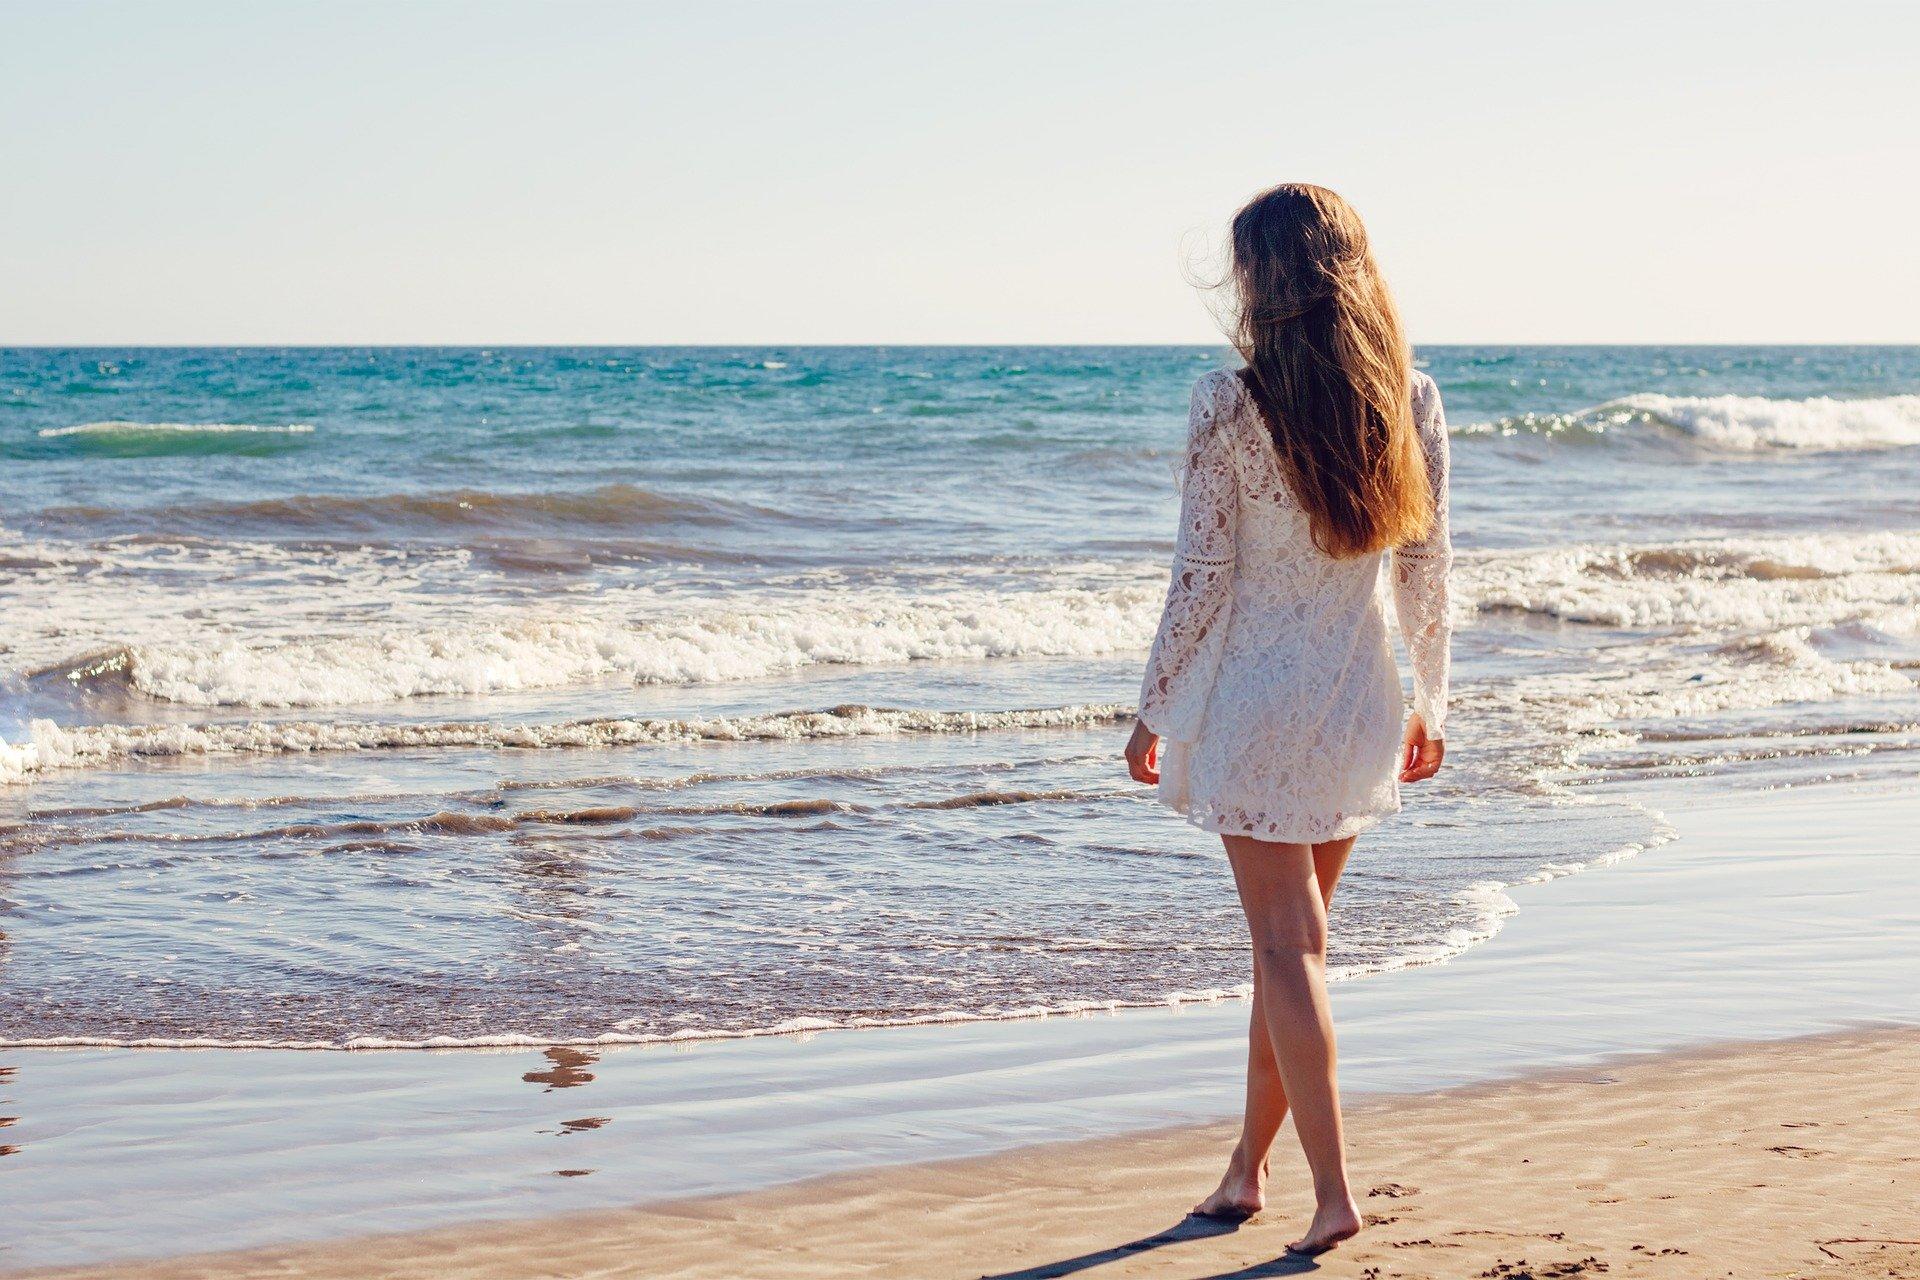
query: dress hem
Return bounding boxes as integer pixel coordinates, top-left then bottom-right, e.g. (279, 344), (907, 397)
(1156, 797), (1393, 844)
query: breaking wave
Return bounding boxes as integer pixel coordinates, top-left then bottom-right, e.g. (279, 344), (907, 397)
(5, 530), (1915, 792)
(0, 702), (1134, 786)
(1457, 531), (1920, 633)
(31, 529), (1914, 710)
(32, 582), (1165, 707)
(1463, 393), (1920, 453)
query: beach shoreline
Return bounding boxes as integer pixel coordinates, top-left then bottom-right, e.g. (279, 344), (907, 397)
(24, 1025), (1917, 1279)
(6, 768), (1918, 1275)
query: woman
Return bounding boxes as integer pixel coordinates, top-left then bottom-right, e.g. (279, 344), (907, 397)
(1124, 183), (1451, 1256)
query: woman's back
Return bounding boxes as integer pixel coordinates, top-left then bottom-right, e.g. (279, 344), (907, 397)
(1136, 365), (1451, 841)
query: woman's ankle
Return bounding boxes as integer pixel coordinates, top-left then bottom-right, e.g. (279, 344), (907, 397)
(1310, 1174), (1353, 1207)
(1233, 1140), (1274, 1174)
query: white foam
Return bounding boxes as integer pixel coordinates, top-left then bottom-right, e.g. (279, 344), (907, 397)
(1457, 531), (1920, 632)
(20, 528), (1913, 714)
(1613, 392), (1920, 451)
(0, 533), (488, 678)
(5, 530), (1916, 796)
(0, 702), (1135, 786)
(1461, 393), (1920, 452)
(80, 583), (1167, 708)
(0, 984), (1265, 1051)
(14, 526), (1910, 716)
(1500, 628), (1913, 749)
(0, 731), (37, 786)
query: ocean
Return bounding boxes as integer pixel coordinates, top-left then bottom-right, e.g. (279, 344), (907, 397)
(2, 345), (1917, 1050)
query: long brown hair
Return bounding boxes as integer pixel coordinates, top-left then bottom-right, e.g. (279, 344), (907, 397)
(1226, 183), (1431, 558)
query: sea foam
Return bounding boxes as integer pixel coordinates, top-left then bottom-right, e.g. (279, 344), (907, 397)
(1463, 392), (1920, 452)
(0, 703), (1135, 786)
(1456, 531), (1920, 631)
(6, 531), (1917, 786)
(48, 583), (1165, 707)
(32, 529), (1916, 711)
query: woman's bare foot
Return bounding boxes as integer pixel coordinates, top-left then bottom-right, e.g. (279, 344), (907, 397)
(1191, 1143), (1266, 1220)
(1287, 1194), (1362, 1254)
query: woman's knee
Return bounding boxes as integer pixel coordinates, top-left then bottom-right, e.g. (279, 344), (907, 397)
(1225, 838), (1329, 960)
(1249, 910), (1328, 964)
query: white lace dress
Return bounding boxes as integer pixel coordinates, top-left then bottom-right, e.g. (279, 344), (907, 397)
(1137, 367), (1452, 841)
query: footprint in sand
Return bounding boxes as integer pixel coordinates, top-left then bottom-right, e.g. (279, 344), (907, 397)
(1454, 1230), (1569, 1243)
(1479, 1258), (1610, 1278)
(1368, 1182), (1419, 1198)
(1816, 1238), (1920, 1268)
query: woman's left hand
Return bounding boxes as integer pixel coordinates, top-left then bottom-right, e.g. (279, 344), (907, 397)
(1125, 720), (1161, 785)
(1399, 712), (1445, 782)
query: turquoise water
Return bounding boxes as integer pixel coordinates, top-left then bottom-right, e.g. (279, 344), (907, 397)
(1, 346), (1918, 1047)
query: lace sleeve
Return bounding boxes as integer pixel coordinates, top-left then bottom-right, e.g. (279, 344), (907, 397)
(1137, 373), (1240, 742)
(1391, 373), (1454, 735)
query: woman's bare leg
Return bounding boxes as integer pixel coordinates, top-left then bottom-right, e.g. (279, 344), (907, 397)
(1192, 971), (1286, 1218)
(1194, 838), (1354, 1219)
(1219, 834), (1362, 1253)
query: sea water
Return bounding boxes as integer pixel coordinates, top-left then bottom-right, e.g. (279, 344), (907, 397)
(2, 346), (1917, 1048)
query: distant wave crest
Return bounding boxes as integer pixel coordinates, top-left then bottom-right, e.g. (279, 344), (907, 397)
(38, 421), (315, 439)
(36, 482), (766, 538)
(1461, 393), (1920, 452)
(28, 421), (316, 458)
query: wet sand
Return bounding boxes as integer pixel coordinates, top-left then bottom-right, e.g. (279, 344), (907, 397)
(6, 773), (1919, 1275)
(27, 1026), (1920, 1280)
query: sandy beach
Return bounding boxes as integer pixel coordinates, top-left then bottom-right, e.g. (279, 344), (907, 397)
(29, 1027), (1919, 1280)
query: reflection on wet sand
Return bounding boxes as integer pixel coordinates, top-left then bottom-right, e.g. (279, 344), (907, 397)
(537, 1114), (612, 1137)
(521, 1050), (606, 1179)
(522, 1046), (597, 1091)
(4, 830), (20, 1161)
(0, 1063), (16, 1159)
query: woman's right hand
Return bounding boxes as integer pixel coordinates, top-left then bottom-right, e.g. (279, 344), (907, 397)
(1124, 720), (1161, 785)
(1399, 713), (1444, 783)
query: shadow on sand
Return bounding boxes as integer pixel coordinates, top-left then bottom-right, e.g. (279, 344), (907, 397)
(979, 1215), (1321, 1280)
(1186, 1256), (1323, 1279)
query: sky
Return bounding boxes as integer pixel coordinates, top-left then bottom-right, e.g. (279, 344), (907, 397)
(2, 0), (1915, 345)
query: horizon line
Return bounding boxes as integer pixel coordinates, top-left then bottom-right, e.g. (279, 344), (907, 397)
(4, 340), (1918, 351)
